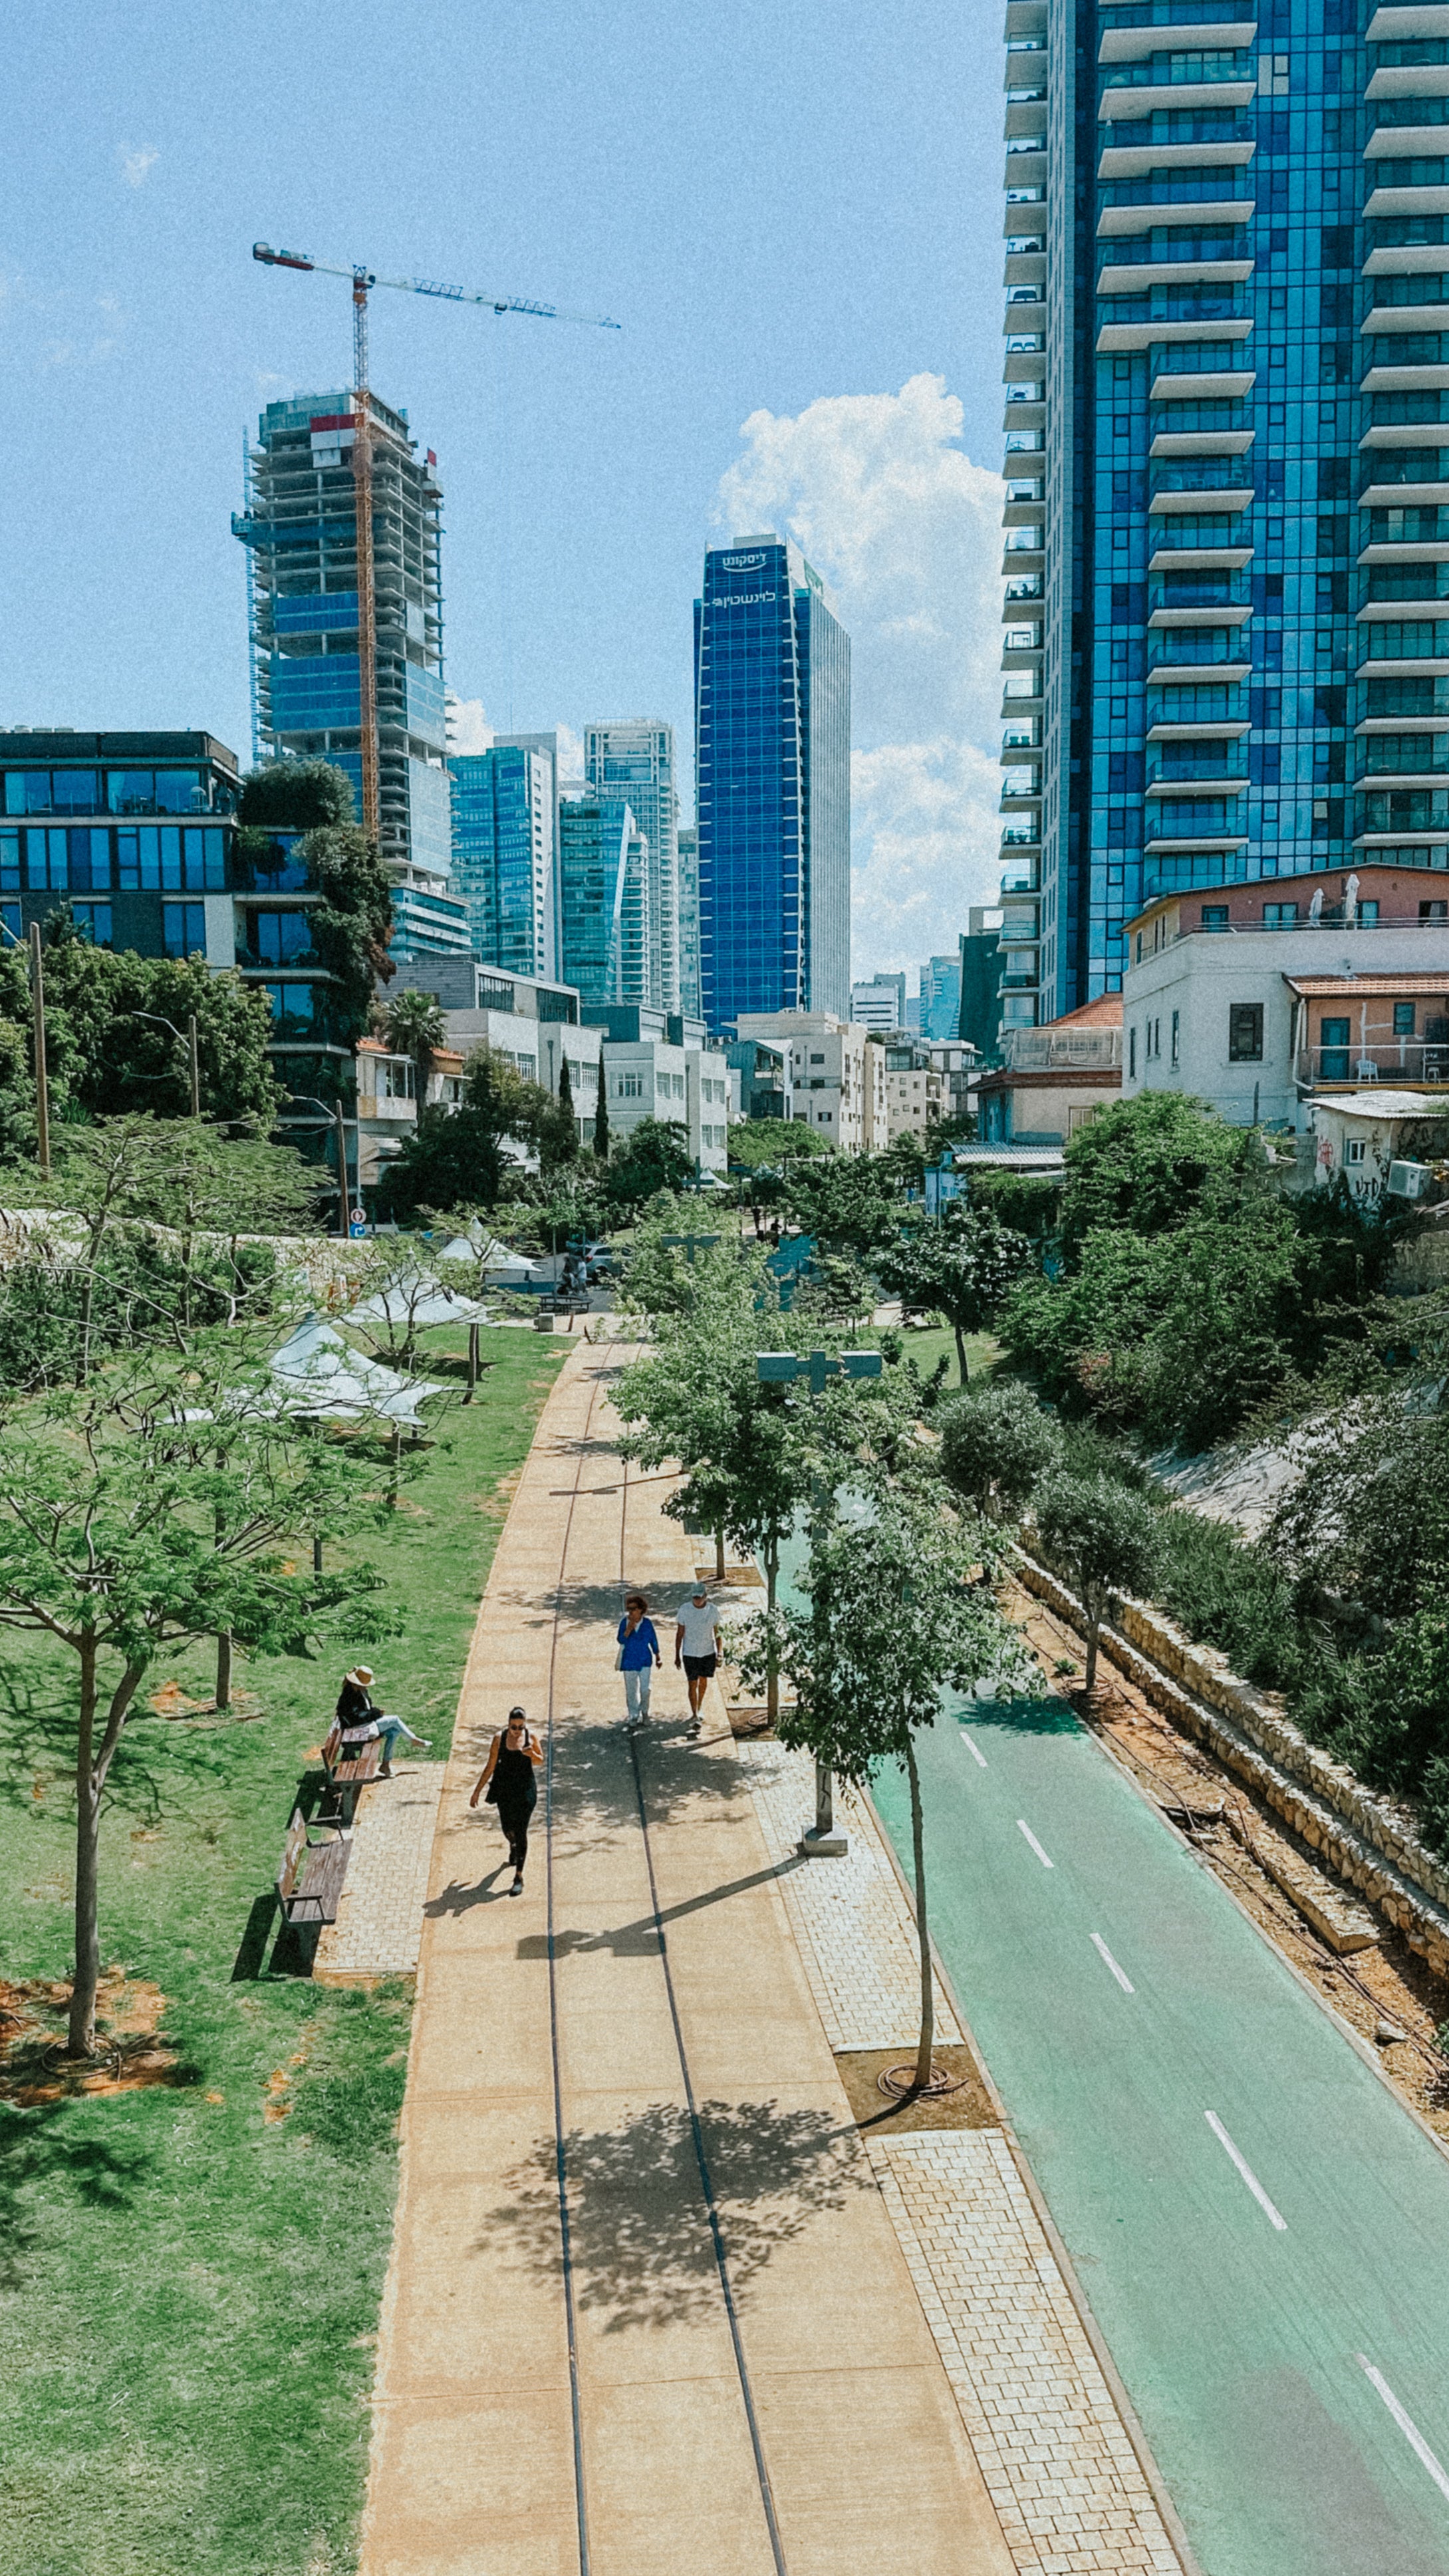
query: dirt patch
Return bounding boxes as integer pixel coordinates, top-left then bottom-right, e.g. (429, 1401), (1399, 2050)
(148, 1679), (263, 1727)
(0, 1967), (187, 2102)
(834, 2046), (999, 2135)
(1009, 1580), (1449, 2142)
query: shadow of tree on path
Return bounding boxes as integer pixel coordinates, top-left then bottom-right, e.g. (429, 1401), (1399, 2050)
(485, 2096), (864, 2331)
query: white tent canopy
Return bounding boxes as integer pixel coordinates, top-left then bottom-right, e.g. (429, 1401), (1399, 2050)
(346, 1269), (491, 1328)
(268, 1318), (446, 1425)
(435, 1233), (546, 1278)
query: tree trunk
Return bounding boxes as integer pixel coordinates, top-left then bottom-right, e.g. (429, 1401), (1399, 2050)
(765, 1525), (779, 1726)
(1083, 1608), (1100, 1699)
(714, 1526), (726, 1580)
(68, 1634), (102, 2057)
(390, 1421), (402, 1508)
(313, 1531), (323, 1574)
(215, 1631), (232, 1710)
(954, 1320), (970, 1387)
(906, 1736), (935, 2093)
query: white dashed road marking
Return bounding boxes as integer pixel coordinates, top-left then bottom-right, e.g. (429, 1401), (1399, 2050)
(1358, 2359), (1449, 2507)
(1091, 1933), (1134, 1994)
(1017, 1819), (1054, 1869)
(1205, 2110), (1287, 2231)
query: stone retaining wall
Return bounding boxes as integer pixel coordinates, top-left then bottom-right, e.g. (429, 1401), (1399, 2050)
(1015, 1548), (1449, 1985)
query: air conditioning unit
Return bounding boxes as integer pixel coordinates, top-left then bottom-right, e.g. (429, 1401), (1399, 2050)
(1388, 1159), (1432, 1200)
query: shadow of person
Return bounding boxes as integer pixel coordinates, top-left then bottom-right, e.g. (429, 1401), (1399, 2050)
(481, 2095), (865, 2332)
(424, 1864), (511, 1918)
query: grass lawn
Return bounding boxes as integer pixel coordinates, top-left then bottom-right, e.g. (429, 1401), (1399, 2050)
(893, 1319), (1005, 1389)
(0, 1327), (569, 2576)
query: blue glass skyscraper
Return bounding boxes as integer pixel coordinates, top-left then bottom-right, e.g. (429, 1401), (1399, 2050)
(997, 0), (1449, 1024)
(449, 744), (555, 979)
(694, 534), (851, 1032)
(557, 795), (646, 1004)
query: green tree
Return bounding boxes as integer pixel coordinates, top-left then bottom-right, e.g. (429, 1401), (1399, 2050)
(877, 1202), (1033, 1386)
(1058, 1091), (1245, 1263)
(727, 1117), (833, 1175)
(593, 1075), (610, 1161)
(777, 1151), (905, 1255)
(0, 1332), (390, 2055)
(375, 1044), (572, 1221)
(0, 921), (281, 1134)
(237, 757), (354, 832)
(605, 1115), (694, 1208)
(557, 1052), (575, 1136)
(1034, 1471), (1161, 1697)
(741, 1493), (1025, 2090)
(382, 988), (448, 1108)
(939, 1379), (1063, 1522)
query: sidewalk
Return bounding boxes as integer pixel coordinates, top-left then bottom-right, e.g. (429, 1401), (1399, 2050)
(360, 1342), (1017, 2576)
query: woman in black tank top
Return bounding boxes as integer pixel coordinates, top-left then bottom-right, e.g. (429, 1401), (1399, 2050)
(469, 1705), (543, 1894)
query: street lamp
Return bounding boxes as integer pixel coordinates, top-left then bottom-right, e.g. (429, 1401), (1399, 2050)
(755, 1347), (883, 1858)
(661, 1231), (720, 1266)
(279, 1093), (354, 1240)
(127, 1010), (201, 1117)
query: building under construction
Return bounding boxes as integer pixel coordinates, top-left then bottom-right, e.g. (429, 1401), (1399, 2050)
(233, 389), (456, 908)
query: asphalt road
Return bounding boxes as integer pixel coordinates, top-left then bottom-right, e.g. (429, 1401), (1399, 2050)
(864, 1691), (1449, 2576)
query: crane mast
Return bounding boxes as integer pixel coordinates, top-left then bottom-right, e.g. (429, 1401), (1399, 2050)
(253, 241), (618, 856)
(350, 270), (381, 844)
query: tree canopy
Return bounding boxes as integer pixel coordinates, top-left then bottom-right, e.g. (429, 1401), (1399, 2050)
(374, 1043), (575, 1220)
(876, 1201), (1033, 1385)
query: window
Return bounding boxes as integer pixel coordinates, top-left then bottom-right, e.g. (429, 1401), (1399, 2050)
(614, 1072), (644, 1098)
(70, 903), (112, 946)
(261, 982), (315, 1036)
(1128, 1025), (1138, 1077)
(108, 770), (154, 815)
(810, 1052), (825, 1064)
(1346, 1137), (1367, 1165)
(1359, 901), (1380, 926)
(51, 770), (98, 813)
(656, 1073), (672, 1096)
(25, 828), (68, 889)
(1320, 1014), (1351, 1079)
(1201, 904), (1229, 930)
(1228, 1002), (1263, 1062)
(1394, 1002), (1417, 1036)
(0, 903), (18, 946)
(249, 909), (311, 966)
(1170, 1008), (1180, 1066)
(378, 1058), (415, 1100)
(1421, 900), (1448, 921)
(153, 771), (207, 815)
(163, 902), (207, 958)
(1263, 903), (1299, 927)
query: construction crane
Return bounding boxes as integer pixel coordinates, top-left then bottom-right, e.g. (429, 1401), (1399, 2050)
(252, 241), (620, 843)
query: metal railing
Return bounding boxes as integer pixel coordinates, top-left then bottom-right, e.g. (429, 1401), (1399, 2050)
(999, 1027), (1122, 1070)
(1298, 1039), (1449, 1085)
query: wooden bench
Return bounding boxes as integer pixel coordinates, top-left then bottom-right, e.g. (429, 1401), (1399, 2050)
(275, 1810), (350, 1926)
(319, 1717), (382, 1824)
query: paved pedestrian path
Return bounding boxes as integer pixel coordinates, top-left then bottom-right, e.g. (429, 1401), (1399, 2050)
(359, 1344), (1015, 2576)
(314, 1763), (443, 1983)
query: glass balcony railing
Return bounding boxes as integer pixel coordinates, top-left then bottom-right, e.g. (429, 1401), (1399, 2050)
(1101, 51), (1251, 85)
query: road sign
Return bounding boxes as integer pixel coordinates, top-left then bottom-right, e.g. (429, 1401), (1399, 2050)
(350, 1206), (366, 1224)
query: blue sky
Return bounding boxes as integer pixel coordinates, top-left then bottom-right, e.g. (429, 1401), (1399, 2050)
(2, 0), (1005, 977)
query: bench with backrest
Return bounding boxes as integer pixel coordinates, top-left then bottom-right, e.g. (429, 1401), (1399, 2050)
(275, 1809), (351, 1926)
(319, 1717), (382, 1823)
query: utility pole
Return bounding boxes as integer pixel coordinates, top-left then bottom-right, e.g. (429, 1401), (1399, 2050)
(755, 1348), (884, 1856)
(29, 924), (49, 1177)
(188, 1014), (201, 1119)
(334, 1100), (350, 1241)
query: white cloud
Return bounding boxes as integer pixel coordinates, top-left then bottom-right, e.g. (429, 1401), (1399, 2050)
(118, 144), (160, 189)
(446, 694), (493, 755)
(714, 374), (1005, 979)
(553, 722), (586, 786)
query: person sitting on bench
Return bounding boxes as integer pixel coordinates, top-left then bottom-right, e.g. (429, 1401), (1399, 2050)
(335, 1667), (430, 1777)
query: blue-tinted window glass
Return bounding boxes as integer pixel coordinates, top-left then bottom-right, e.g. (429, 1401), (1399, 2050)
(251, 910), (311, 964)
(107, 770), (154, 814)
(0, 904), (19, 946)
(6, 772), (52, 815)
(183, 827), (205, 891)
(137, 829), (160, 889)
(0, 836), (17, 892)
(116, 831), (139, 889)
(25, 829), (66, 890)
(203, 827), (225, 889)
(162, 902), (206, 958)
(71, 903), (112, 947)
(51, 772), (98, 813)
(160, 828), (182, 890)
(154, 772), (204, 815)
(263, 980), (315, 1035)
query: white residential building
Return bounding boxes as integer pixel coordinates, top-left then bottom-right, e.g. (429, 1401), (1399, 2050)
(734, 1010), (886, 1153)
(851, 973), (906, 1035)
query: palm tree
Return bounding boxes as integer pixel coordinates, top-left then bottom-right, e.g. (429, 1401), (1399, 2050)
(382, 989), (448, 1113)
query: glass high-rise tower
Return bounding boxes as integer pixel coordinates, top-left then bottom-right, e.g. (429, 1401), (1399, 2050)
(235, 390), (452, 895)
(584, 720), (681, 1011)
(999, 0), (1449, 1026)
(449, 744), (556, 979)
(694, 533), (851, 1032)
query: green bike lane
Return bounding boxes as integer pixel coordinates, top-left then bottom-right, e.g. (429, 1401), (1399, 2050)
(862, 1694), (1449, 2576)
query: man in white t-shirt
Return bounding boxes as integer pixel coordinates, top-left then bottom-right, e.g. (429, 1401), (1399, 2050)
(674, 1586), (723, 1736)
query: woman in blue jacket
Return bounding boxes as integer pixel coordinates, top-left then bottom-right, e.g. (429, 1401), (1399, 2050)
(616, 1591), (662, 1725)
